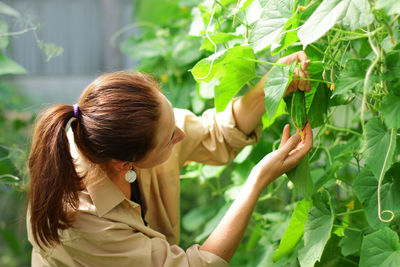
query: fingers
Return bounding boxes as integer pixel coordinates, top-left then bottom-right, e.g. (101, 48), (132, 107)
(280, 132), (301, 155)
(295, 51), (310, 71)
(294, 67), (311, 92)
(279, 124), (290, 149)
(285, 121), (313, 164)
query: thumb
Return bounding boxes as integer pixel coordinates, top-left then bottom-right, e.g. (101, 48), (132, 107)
(280, 133), (301, 155)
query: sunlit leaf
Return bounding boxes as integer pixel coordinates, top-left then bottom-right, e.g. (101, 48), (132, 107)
(298, 0), (373, 48)
(375, 0), (400, 16)
(191, 46), (256, 111)
(262, 99), (286, 129)
(249, 0), (296, 52)
(360, 227), (400, 267)
(200, 33), (243, 52)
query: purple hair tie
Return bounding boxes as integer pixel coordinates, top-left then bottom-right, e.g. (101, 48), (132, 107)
(73, 104), (79, 118)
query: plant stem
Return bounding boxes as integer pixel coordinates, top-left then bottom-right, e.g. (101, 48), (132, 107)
(333, 224), (362, 232)
(258, 177), (287, 201)
(325, 124), (362, 136)
(336, 209), (363, 216)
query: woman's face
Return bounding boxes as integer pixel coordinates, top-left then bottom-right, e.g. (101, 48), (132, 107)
(133, 92), (185, 168)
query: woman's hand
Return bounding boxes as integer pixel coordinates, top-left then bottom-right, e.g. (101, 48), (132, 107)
(277, 51), (311, 97)
(250, 121), (313, 189)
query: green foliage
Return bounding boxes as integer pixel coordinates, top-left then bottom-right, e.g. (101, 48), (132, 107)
(121, 0), (400, 265)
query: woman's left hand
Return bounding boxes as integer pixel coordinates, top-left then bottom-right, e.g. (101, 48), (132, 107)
(277, 51), (311, 97)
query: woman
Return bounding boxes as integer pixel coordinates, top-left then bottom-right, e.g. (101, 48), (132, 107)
(27, 51), (312, 266)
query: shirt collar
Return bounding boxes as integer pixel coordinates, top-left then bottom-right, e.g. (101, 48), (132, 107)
(67, 126), (134, 217)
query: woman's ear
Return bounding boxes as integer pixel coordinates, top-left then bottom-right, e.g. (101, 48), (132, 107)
(112, 160), (132, 173)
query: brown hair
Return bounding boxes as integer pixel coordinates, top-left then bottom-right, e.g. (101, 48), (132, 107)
(28, 72), (161, 248)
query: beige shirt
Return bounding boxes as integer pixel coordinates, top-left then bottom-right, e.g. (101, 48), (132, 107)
(27, 100), (261, 266)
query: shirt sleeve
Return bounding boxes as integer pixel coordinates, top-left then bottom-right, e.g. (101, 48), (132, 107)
(62, 223), (228, 267)
(175, 98), (262, 166)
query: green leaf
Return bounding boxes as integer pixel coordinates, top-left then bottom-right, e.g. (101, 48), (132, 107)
(249, 0), (296, 52)
(191, 46), (256, 112)
(362, 117), (396, 179)
(273, 199), (313, 261)
(298, 0), (373, 48)
(353, 164), (400, 229)
(286, 154), (314, 198)
(38, 41), (64, 61)
(298, 0), (347, 48)
(340, 0), (374, 30)
(375, 0), (400, 16)
(298, 191), (334, 267)
(200, 33), (243, 52)
(261, 98), (286, 129)
(360, 227), (400, 267)
(339, 229), (363, 256)
(0, 53), (26, 75)
(332, 59), (371, 96)
(137, 0), (181, 25)
(270, 16), (300, 56)
(0, 1), (21, 17)
(381, 95), (400, 129)
(264, 64), (293, 120)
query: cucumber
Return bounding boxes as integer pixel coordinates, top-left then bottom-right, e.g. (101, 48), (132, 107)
(291, 90), (307, 131)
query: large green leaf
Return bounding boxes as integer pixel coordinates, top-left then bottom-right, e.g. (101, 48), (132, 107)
(360, 227), (400, 267)
(362, 117), (396, 179)
(264, 64), (293, 120)
(0, 54), (26, 75)
(298, 0), (373, 48)
(249, 0), (295, 52)
(273, 199), (313, 261)
(298, 191), (334, 267)
(381, 95), (400, 129)
(332, 59), (371, 96)
(340, 0), (374, 30)
(191, 46), (256, 112)
(339, 229), (363, 256)
(375, 0), (400, 16)
(286, 154), (314, 199)
(353, 164), (400, 229)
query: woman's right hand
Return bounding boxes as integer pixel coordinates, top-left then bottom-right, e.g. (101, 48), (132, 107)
(249, 122), (313, 190)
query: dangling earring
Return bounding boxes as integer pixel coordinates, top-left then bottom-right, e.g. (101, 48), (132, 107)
(125, 167), (137, 183)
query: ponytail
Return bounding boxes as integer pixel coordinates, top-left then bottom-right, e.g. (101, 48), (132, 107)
(28, 105), (83, 248)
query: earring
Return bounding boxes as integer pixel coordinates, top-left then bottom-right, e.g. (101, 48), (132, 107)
(125, 168), (137, 183)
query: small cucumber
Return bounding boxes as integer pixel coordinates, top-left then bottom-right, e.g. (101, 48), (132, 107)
(291, 90), (307, 133)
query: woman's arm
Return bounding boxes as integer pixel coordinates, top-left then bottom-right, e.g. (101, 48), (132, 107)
(200, 122), (313, 261)
(233, 51), (311, 135)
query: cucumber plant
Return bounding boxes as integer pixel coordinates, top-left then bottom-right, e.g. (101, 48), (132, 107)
(122, 0), (400, 266)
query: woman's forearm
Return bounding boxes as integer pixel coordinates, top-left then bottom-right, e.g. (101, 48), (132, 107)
(199, 172), (265, 262)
